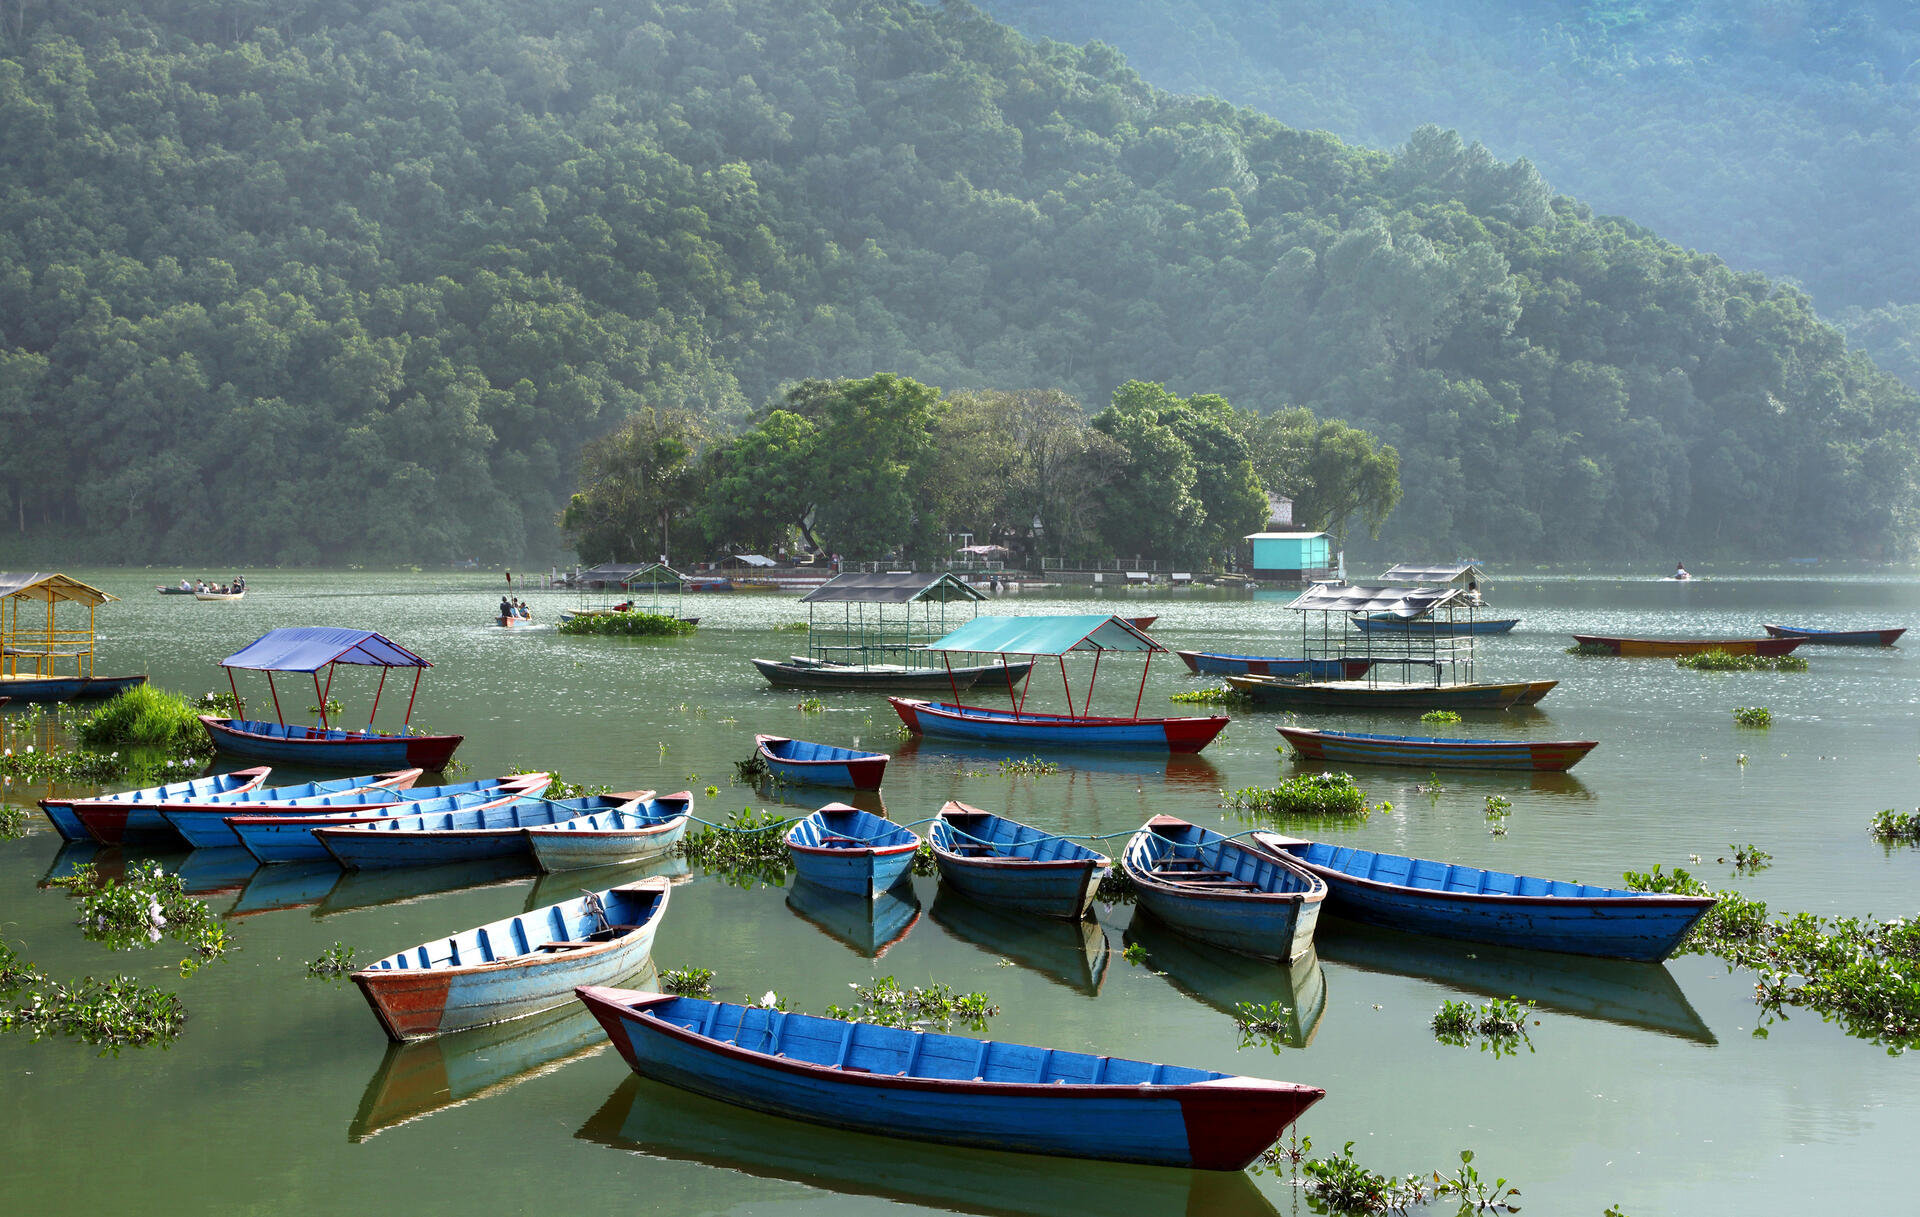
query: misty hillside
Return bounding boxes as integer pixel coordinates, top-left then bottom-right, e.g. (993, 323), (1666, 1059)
(977, 0), (1920, 385)
(1, 0), (1915, 565)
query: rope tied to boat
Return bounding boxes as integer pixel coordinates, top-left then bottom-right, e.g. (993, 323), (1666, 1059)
(580, 890), (611, 934)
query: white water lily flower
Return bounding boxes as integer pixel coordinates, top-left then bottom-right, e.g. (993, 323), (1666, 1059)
(760, 990), (779, 1008)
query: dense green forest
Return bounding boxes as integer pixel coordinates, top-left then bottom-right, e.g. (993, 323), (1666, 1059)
(978, 0), (1920, 388)
(1, 0), (1915, 565)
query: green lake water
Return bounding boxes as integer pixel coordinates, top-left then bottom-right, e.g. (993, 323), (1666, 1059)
(3, 569), (1917, 1215)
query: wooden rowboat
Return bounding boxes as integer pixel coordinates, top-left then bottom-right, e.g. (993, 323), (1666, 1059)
(927, 803), (1110, 920)
(785, 804), (921, 900)
(749, 657), (1031, 692)
(574, 986), (1324, 1170)
(755, 734), (889, 790)
(201, 716), (465, 771)
(229, 773), (550, 863)
(39, 767), (272, 842)
(194, 590), (244, 601)
(72, 768), (419, 845)
(1223, 676), (1541, 711)
(1569, 634), (1804, 658)
(1277, 727), (1597, 772)
(1175, 651), (1373, 680)
(353, 879), (669, 1040)
(1121, 817), (1326, 962)
(1254, 835), (1715, 963)
(889, 699), (1229, 753)
(1762, 623), (1905, 647)
(1351, 615), (1519, 636)
(525, 793), (693, 873)
(0, 673), (147, 702)
(316, 792), (652, 870)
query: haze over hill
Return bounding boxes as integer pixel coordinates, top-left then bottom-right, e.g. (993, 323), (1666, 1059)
(1, 0), (1914, 565)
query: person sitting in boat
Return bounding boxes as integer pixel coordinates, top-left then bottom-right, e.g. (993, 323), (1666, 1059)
(1673, 563), (1690, 581)
(1465, 580), (1482, 605)
(499, 596), (512, 618)
(515, 598), (532, 619)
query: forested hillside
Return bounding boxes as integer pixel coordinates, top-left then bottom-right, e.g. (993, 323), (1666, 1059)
(1, 0), (1915, 564)
(978, 0), (1920, 388)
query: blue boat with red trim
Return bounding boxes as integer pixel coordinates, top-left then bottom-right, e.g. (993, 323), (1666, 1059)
(755, 735), (889, 790)
(785, 805), (920, 900)
(1763, 623), (1906, 647)
(1277, 726), (1598, 772)
(203, 627), (463, 770)
(524, 792), (694, 872)
(226, 775), (553, 861)
(316, 792), (654, 870)
(1176, 651), (1373, 680)
(1253, 834), (1716, 962)
(39, 767), (272, 842)
(574, 986), (1324, 1170)
(927, 803), (1110, 920)
(353, 879), (669, 1041)
(1122, 817), (1327, 962)
(71, 768), (419, 845)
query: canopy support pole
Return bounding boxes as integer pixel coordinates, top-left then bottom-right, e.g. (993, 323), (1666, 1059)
(369, 667), (388, 727)
(320, 663), (335, 724)
(266, 672), (285, 725)
(226, 669), (241, 719)
(1133, 650), (1152, 720)
(1086, 648), (1103, 721)
(403, 668), (422, 729)
(1002, 659), (1020, 718)
(1058, 655), (1073, 718)
(313, 673), (329, 728)
(945, 653), (961, 706)
(1017, 657), (1035, 715)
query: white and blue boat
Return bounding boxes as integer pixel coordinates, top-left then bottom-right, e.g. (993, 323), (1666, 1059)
(1122, 817), (1326, 962)
(755, 735), (889, 790)
(785, 805), (920, 900)
(573, 987), (1325, 1171)
(226, 773), (552, 862)
(525, 793), (693, 873)
(927, 803), (1109, 920)
(39, 767), (271, 842)
(316, 793), (653, 870)
(72, 769), (420, 845)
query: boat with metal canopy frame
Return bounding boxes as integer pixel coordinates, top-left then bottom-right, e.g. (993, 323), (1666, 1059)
(0, 572), (148, 701)
(558, 562), (700, 626)
(1351, 563), (1518, 635)
(200, 627), (464, 770)
(751, 572), (1030, 691)
(888, 614), (1229, 752)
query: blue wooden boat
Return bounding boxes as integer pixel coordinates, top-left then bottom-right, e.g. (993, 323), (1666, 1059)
(39, 767), (272, 842)
(1224, 675), (1542, 710)
(927, 803), (1110, 920)
(227, 774), (553, 863)
(1763, 623), (1906, 647)
(1351, 615), (1520, 636)
(353, 879), (669, 1040)
(1254, 834), (1716, 963)
(525, 793), (693, 873)
(1277, 726), (1598, 772)
(755, 734), (889, 790)
(201, 716), (464, 770)
(316, 793), (651, 870)
(1121, 817), (1326, 962)
(71, 769), (420, 845)
(1175, 651), (1373, 680)
(889, 699), (1228, 753)
(784, 805), (920, 900)
(574, 987), (1325, 1170)
(0, 674), (148, 702)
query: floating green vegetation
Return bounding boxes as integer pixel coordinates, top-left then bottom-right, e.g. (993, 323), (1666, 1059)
(770, 620), (809, 633)
(1869, 809), (1920, 844)
(891, 722), (914, 741)
(0, 802), (27, 841)
(190, 691), (243, 717)
(1226, 771), (1371, 818)
(824, 976), (999, 1032)
(1733, 706), (1773, 727)
(1121, 941), (1148, 965)
(911, 841), (938, 876)
(1566, 641), (1615, 657)
(1484, 793), (1513, 836)
(1677, 650), (1808, 672)
(75, 685), (211, 752)
(795, 696), (826, 713)
(305, 697), (345, 717)
(1234, 999), (1295, 1053)
(49, 861), (231, 977)
(1723, 843), (1773, 875)
(556, 611), (696, 637)
(997, 755), (1059, 776)
(508, 768), (611, 800)
(0, 947), (186, 1054)
(307, 943), (356, 979)
(678, 807), (794, 887)
(1169, 685), (1251, 706)
(660, 966), (714, 996)
(1432, 996), (1537, 1056)
(1420, 710), (1462, 725)
(1277, 1141), (1521, 1214)
(1097, 870), (1139, 905)
(0, 745), (140, 784)
(732, 753), (773, 783)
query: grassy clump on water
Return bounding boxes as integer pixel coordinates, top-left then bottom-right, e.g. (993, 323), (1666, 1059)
(1227, 771), (1371, 817)
(1870, 809), (1920, 844)
(75, 685), (209, 751)
(1169, 685), (1251, 706)
(678, 807), (794, 887)
(556, 611), (696, 637)
(1677, 650), (1808, 672)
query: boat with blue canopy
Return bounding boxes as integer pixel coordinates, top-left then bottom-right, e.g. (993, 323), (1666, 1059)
(525, 793), (694, 873)
(785, 804), (920, 900)
(201, 627), (463, 770)
(1121, 817), (1326, 962)
(927, 803), (1110, 920)
(315, 792), (653, 870)
(354, 879), (669, 1041)
(888, 615), (1228, 753)
(227, 775), (554, 861)
(71, 768), (420, 845)
(39, 767), (272, 842)
(755, 735), (889, 790)
(573, 987), (1325, 1171)
(1254, 834), (1716, 962)
(0, 573), (148, 702)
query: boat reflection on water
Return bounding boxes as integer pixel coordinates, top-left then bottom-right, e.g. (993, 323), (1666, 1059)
(525, 852), (693, 911)
(40, 840), (119, 887)
(316, 856), (536, 918)
(349, 966), (654, 1142)
(175, 845), (257, 899)
(928, 888), (1110, 996)
(784, 878), (920, 958)
(1125, 912), (1327, 1049)
(576, 1075), (1283, 1217)
(895, 738), (1223, 790)
(1315, 919), (1715, 1044)
(1281, 753), (1592, 800)
(231, 859), (340, 918)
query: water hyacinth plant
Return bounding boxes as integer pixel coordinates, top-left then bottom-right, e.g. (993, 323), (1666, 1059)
(1677, 650), (1808, 672)
(1733, 706), (1773, 727)
(1869, 809), (1920, 844)
(48, 861), (231, 977)
(1168, 685), (1251, 706)
(307, 943), (356, 978)
(824, 976), (999, 1032)
(678, 807), (795, 887)
(1226, 771), (1372, 817)
(660, 966), (714, 996)
(1420, 710), (1462, 724)
(556, 611), (696, 637)
(1432, 996), (1538, 1056)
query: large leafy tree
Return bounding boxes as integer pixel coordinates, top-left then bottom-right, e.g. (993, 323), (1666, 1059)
(1240, 407), (1403, 542)
(560, 408), (708, 564)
